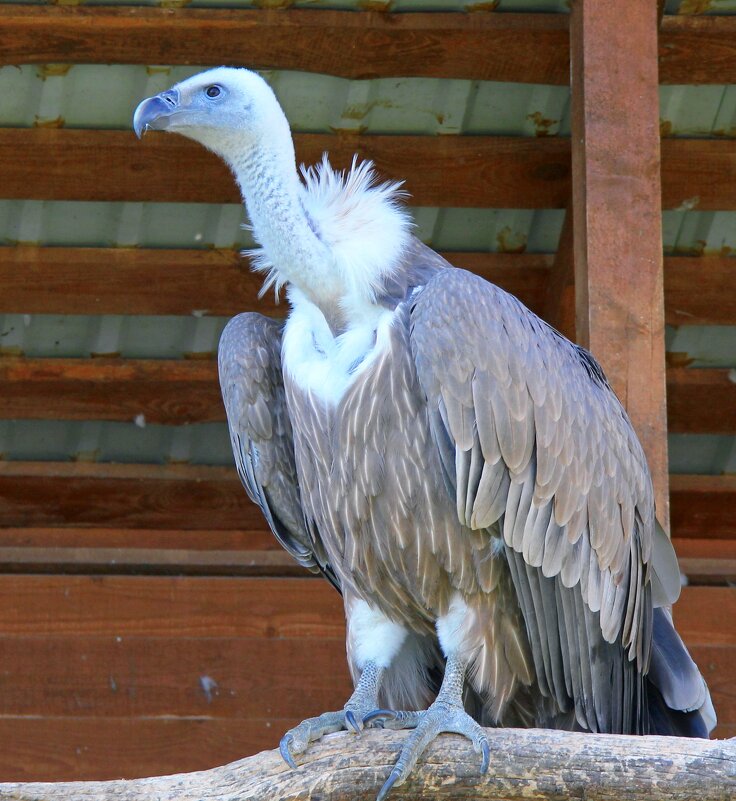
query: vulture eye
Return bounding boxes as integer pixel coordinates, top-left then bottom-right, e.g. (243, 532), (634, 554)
(205, 85), (222, 99)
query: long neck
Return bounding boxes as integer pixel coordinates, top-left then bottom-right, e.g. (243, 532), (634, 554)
(225, 127), (341, 308)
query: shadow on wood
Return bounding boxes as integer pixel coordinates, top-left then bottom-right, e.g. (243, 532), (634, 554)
(1, 727), (733, 801)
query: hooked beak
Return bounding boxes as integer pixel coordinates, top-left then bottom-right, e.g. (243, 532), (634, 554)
(133, 89), (181, 138)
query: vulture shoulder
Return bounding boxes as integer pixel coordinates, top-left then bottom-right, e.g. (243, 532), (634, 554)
(218, 313), (338, 589)
(409, 267), (685, 733)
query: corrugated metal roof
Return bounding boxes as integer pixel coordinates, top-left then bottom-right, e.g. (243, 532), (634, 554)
(0, 3), (733, 472)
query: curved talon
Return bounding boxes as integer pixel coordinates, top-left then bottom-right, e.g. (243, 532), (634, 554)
(279, 735), (298, 770)
(345, 709), (362, 734)
(362, 708), (396, 725)
(376, 766), (402, 801)
(479, 737), (490, 774)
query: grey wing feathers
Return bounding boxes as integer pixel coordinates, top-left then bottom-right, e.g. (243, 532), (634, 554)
(410, 268), (685, 733)
(218, 313), (337, 588)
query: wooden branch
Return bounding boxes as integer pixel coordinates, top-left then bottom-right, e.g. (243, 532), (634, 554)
(0, 728), (732, 801)
(1, 7), (734, 84)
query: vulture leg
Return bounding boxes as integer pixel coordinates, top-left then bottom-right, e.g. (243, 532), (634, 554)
(372, 654), (490, 801)
(279, 660), (385, 768)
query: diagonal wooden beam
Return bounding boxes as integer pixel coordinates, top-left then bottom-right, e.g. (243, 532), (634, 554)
(570, 0), (669, 529)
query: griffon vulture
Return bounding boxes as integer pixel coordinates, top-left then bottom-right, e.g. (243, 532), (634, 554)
(134, 68), (715, 800)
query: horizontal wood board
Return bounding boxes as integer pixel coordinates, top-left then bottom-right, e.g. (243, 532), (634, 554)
(0, 8), (734, 84)
(0, 576), (727, 781)
(3, 248), (732, 327)
(0, 463), (732, 540)
(1, 131), (734, 210)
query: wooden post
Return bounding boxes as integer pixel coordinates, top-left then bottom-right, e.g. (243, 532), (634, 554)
(570, 0), (669, 530)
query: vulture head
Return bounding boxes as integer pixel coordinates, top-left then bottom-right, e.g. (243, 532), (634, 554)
(133, 68), (411, 324)
(133, 67), (292, 166)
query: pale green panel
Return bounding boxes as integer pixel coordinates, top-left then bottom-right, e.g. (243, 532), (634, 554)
(0, 201), (252, 249)
(666, 326), (736, 368)
(665, 0), (736, 12)
(662, 210), (736, 255)
(465, 82), (570, 136)
(0, 313), (230, 357)
(668, 434), (736, 475)
(415, 208), (563, 253)
(0, 420), (233, 465)
(660, 86), (736, 137)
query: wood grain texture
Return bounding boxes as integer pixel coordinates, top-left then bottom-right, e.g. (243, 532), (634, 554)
(664, 256), (736, 327)
(570, 0), (669, 528)
(0, 575), (344, 639)
(0, 247), (549, 317)
(0, 360), (730, 437)
(0, 7), (734, 84)
(0, 726), (733, 795)
(0, 129), (572, 209)
(0, 718), (300, 782)
(2, 129), (734, 210)
(0, 247), (730, 325)
(659, 15), (736, 85)
(0, 636), (351, 719)
(0, 463), (730, 539)
(0, 7), (569, 84)
(671, 475), (736, 541)
(667, 368), (736, 435)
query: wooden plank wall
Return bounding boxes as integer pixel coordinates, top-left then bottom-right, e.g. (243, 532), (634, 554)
(0, 4), (733, 782)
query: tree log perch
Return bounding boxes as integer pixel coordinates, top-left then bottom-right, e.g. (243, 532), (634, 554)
(0, 728), (733, 801)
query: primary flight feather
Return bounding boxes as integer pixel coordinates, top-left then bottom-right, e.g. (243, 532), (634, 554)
(134, 67), (715, 798)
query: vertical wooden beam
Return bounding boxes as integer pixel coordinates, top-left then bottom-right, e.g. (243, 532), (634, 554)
(543, 201), (576, 342)
(570, 1), (670, 530)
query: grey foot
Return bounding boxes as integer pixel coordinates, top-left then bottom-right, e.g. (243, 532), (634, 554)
(372, 701), (490, 801)
(279, 703), (385, 768)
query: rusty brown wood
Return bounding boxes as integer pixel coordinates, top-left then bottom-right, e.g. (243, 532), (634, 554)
(0, 246), (731, 324)
(0, 129), (572, 209)
(570, 0), (669, 530)
(0, 7), (570, 84)
(0, 246), (551, 318)
(1, 7), (735, 85)
(2, 130), (733, 210)
(542, 201), (576, 341)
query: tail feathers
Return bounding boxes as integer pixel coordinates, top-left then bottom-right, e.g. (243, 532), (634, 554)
(646, 607), (716, 737)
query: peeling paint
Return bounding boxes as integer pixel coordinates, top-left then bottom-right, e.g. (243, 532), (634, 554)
(33, 115), (65, 129)
(660, 119), (674, 137)
(329, 125), (368, 135)
(678, 0), (714, 14)
(675, 196), (700, 213)
(51, 0), (85, 6)
(253, 0), (295, 7)
(496, 226), (527, 254)
(0, 346), (23, 358)
(527, 111), (558, 137)
(465, 0), (500, 10)
(74, 449), (100, 463)
(200, 675), (219, 703)
(90, 351), (122, 359)
(36, 64), (73, 80)
(145, 66), (173, 77)
(666, 351), (695, 368)
(357, 0), (393, 11)
(157, 0), (192, 8)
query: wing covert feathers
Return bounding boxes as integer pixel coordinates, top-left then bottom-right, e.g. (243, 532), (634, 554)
(218, 313), (336, 586)
(409, 267), (693, 733)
